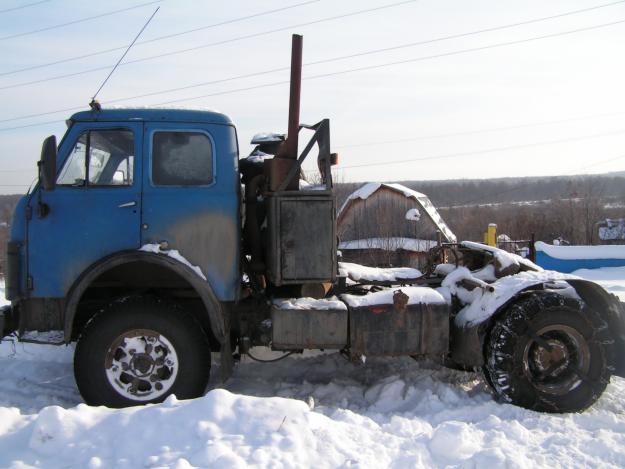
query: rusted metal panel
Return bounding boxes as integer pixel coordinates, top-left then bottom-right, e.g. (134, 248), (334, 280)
(271, 306), (348, 350)
(266, 192), (336, 285)
(349, 297), (449, 357)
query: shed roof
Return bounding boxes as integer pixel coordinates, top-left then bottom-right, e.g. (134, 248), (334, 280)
(338, 182), (457, 243)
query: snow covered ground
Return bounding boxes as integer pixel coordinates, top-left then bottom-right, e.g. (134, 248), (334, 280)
(0, 274), (625, 468)
(572, 265), (625, 301)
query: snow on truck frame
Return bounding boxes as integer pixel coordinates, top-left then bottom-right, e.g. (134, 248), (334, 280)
(2, 35), (624, 413)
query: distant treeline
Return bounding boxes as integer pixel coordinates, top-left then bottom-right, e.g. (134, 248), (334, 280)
(335, 172), (625, 245)
(335, 173), (625, 209)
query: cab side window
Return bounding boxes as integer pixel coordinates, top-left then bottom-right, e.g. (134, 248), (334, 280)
(57, 129), (134, 186)
(152, 131), (213, 186)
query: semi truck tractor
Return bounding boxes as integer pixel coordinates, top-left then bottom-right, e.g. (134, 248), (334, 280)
(1, 35), (623, 412)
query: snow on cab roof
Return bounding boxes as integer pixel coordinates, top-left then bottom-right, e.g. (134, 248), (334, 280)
(70, 107), (232, 125)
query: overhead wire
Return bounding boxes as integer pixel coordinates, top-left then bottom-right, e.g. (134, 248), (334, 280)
(335, 111), (625, 149)
(0, 0), (52, 14)
(3, 0), (619, 97)
(2, 15), (625, 128)
(2, 0), (622, 91)
(0, 0), (162, 41)
(0, 0), (414, 78)
(338, 128), (625, 170)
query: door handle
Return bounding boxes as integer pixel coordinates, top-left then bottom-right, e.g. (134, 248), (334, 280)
(118, 201), (136, 208)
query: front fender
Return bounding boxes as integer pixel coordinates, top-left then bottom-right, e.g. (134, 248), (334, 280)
(63, 250), (226, 345)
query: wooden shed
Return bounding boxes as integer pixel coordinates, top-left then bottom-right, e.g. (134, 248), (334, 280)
(337, 183), (455, 269)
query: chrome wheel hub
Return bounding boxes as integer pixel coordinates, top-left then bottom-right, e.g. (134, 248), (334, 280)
(105, 329), (179, 401)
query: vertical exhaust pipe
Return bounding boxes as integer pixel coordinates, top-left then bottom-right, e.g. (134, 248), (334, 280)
(269, 34), (303, 191)
(285, 34), (303, 161)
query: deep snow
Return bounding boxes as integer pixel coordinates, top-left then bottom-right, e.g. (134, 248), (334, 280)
(571, 265), (625, 301)
(1, 273), (625, 468)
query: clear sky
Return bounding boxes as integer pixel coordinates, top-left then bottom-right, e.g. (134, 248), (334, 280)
(1, 0), (624, 193)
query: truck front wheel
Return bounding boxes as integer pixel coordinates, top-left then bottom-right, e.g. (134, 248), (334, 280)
(74, 298), (211, 408)
(484, 292), (613, 413)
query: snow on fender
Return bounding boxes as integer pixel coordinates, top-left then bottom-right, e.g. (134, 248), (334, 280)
(443, 267), (581, 327)
(139, 244), (207, 281)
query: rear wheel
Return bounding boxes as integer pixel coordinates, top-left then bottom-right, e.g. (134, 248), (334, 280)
(74, 297), (211, 408)
(484, 292), (613, 413)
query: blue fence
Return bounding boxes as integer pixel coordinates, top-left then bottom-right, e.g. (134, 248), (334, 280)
(535, 252), (625, 273)
(535, 242), (625, 273)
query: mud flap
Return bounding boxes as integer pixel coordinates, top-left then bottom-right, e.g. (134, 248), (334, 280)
(220, 340), (234, 383)
(0, 305), (17, 339)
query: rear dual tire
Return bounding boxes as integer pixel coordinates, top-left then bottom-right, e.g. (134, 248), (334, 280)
(484, 292), (613, 413)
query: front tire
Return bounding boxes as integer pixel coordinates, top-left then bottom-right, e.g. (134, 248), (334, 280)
(74, 297), (211, 408)
(484, 292), (613, 413)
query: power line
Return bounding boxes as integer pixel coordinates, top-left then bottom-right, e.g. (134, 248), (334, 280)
(116, 17), (625, 108)
(2, 0), (621, 92)
(0, 0), (52, 14)
(0, 0), (320, 78)
(303, 0), (625, 66)
(132, 0), (321, 46)
(0, 118), (62, 132)
(335, 111), (625, 149)
(4, 0), (619, 96)
(0, 0), (413, 78)
(339, 128), (625, 170)
(0, 1), (162, 42)
(3, 15), (624, 127)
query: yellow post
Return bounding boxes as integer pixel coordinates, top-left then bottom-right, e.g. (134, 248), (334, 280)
(487, 223), (497, 247)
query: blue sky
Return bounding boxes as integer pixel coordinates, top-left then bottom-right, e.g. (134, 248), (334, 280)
(1, 0), (625, 193)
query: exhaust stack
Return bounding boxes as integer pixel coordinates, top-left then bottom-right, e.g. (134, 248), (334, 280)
(269, 34), (303, 191)
(285, 34), (303, 161)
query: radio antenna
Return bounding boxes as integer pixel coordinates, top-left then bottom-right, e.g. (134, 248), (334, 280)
(89, 6), (160, 111)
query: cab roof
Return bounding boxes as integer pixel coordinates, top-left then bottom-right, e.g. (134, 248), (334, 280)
(70, 107), (233, 125)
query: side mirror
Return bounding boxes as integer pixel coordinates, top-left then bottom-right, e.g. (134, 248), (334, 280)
(38, 135), (57, 191)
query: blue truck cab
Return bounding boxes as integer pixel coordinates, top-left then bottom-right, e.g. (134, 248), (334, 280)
(8, 107), (241, 312)
(4, 108), (246, 404)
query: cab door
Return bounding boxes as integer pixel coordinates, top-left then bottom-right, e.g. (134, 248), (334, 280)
(140, 122), (240, 301)
(27, 122), (143, 298)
